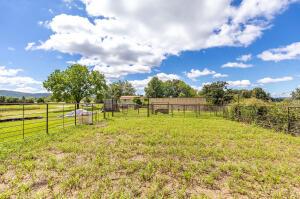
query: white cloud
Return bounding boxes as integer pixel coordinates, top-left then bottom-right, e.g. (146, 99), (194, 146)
(0, 66), (44, 93)
(156, 73), (180, 82)
(237, 54), (252, 62)
(257, 76), (293, 84)
(8, 47), (15, 51)
(28, 0), (299, 79)
(0, 76), (41, 86)
(271, 91), (291, 98)
(227, 80), (251, 87)
(13, 86), (47, 94)
(258, 42), (300, 62)
(213, 73), (228, 78)
(130, 73), (180, 92)
(38, 20), (50, 28)
(186, 68), (216, 80)
(193, 82), (212, 91)
(0, 66), (22, 76)
(222, 62), (253, 68)
(25, 42), (36, 51)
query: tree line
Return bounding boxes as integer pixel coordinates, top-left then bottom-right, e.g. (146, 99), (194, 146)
(43, 65), (198, 104)
(0, 96), (45, 104)
(2, 64), (299, 105)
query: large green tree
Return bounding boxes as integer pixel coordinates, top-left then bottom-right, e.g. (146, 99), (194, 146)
(109, 80), (136, 99)
(90, 70), (107, 102)
(201, 81), (233, 105)
(144, 77), (164, 98)
(251, 87), (270, 101)
(43, 64), (107, 107)
(163, 79), (197, 97)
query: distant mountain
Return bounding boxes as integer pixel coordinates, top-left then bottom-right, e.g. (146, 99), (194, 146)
(0, 90), (50, 98)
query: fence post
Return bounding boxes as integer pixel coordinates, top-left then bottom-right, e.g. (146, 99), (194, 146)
(199, 104), (201, 116)
(288, 107), (291, 133)
(46, 104), (49, 134)
(171, 104), (174, 117)
(63, 104), (65, 129)
(111, 99), (114, 117)
(92, 104), (94, 125)
(75, 104), (77, 126)
(22, 104), (25, 139)
(147, 98), (150, 117)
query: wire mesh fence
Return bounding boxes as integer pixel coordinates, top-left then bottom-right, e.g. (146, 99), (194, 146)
(0, 103), (103, 143)
(103, 102), (225, 119)
(223, 105), (300, 135)
(2, 101), (299, 143)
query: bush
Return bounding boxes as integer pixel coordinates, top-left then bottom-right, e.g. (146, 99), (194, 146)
(224, 100), (292, 133)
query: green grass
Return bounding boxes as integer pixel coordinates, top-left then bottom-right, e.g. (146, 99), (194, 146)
(0, 116), (299, 198)
(0, 104), (103, 142)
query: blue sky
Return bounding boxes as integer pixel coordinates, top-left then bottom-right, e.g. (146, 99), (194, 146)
(1, 0), (300, 97)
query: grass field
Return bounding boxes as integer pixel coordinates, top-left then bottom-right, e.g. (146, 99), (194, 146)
(0, 104), (103, 142)
(0, 116), (300, 198)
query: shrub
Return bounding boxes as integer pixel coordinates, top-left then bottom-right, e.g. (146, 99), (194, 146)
(225, 100), (293, 133)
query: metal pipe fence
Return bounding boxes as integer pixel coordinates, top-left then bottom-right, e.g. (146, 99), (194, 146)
(1, 102), (299, 143)
(0, 103), (103, 143)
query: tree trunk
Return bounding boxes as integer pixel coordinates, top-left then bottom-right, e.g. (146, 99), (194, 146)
(76, 101), (80, 109)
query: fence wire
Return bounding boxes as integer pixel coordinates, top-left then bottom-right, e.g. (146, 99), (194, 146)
(0, 103), (103, 143)
(1, 102), (299, 143)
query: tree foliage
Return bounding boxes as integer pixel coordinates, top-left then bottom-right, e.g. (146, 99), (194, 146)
(108, 80), (136, 99)
(43, 64), (107, 105)
(145, 77), (197, 98)
(251, 87), (271, 101)
(144, 77), (165, 98)
(201, 81), (233, 105)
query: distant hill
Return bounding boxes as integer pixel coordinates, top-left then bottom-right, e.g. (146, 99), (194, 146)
(0, 90), (50, 98)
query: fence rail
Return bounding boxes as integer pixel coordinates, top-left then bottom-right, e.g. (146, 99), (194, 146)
(0, 103), (103, 143)
(1, 102), (299, 143)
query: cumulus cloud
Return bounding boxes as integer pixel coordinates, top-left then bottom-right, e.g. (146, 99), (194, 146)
(193, 82), (212, 91)
(27, 0), (299, 79)
(0, 66), (23, 76)
(258, 42), (300, 62)
(227, 80), (251, 87)
(222, 62), (253, 68)
(186, 68), (216, 81)
(237, 54), (252, 62)
(257, 76), (293, 84)
(213, 73), (228, 78)
(0, 66), (44, 93)
(130, 73), (180, 92)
